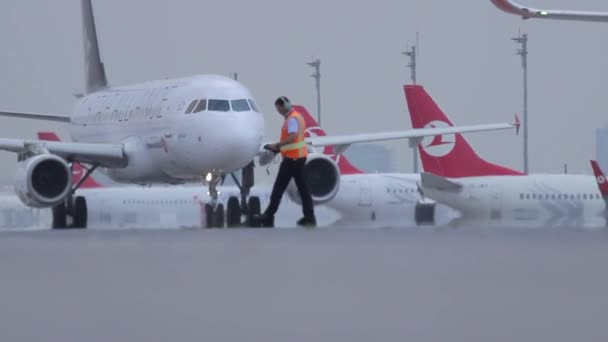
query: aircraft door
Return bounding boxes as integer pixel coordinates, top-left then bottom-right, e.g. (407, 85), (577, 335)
(358, 179), (372, 207)
(490, 189), (502, 221)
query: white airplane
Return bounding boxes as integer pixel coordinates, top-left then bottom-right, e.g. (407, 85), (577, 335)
(36, 106), (466, 229)
(405, 85), (606, 228)
(491, 0), (608, 23)
(0, 0), (520, 229)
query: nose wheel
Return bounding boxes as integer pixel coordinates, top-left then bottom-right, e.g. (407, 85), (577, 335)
(205, 203), (225, 228)
(203, 172), (225, 228)
(203, 162), (259, 229)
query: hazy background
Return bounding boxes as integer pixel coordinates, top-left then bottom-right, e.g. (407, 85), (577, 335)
(0, 0), (607, 183)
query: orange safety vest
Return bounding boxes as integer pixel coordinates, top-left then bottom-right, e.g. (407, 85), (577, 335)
(280, 109), (308, 159)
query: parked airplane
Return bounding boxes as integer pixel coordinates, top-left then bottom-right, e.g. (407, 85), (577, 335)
(0, 0), (520, 229)
(405, 85), (606, 228)
(491, 0), (608, 23)
(38, 100), (468, 229)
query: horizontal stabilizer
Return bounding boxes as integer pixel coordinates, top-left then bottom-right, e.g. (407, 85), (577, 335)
(420, 172), (462, 192)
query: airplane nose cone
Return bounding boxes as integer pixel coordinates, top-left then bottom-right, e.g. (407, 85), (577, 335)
(203, 113), (263, 172)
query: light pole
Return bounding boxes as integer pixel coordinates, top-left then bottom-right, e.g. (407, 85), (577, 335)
(512, 33), (529, 174)
(306, 58), (321, 125)
(403, 44), (418, 173)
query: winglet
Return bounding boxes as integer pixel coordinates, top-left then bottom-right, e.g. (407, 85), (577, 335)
(490, 0), (608, 23)
(491, 0), (532, 18)
(591, 160), (608, 200)
(514, 113), (521, 135)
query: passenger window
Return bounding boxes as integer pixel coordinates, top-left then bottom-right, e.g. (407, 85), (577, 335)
(208, 99), (230, 112)
(526, 194), (530, 200)
(231, 99), (251, 112)
(520, 194), (524, 200)
(583, 194), (587, 200)
(248, 99), (259, 112)
(185, 100), (198, 114)
(193, 99), (207, 113)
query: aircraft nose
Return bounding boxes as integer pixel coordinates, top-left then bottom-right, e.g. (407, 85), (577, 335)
(203, 113), (263, 172)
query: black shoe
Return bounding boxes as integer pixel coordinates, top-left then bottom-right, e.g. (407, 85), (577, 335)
(253, 213), (274, 228)
(297, 217), (316, 228)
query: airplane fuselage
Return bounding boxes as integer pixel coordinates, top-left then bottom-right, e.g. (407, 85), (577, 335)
(70, 75), (264, 183)
(425, 174), (606, 227)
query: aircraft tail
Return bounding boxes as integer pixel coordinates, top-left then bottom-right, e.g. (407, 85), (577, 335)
(82, 0), (108, 93)
(590, 160), (608, 201)
(38, 132), (104, 189)
(404, 85), (523, 178)
(294, 105), (364, 175)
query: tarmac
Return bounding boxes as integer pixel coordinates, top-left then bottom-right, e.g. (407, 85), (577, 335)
(0, 227), (606, 342)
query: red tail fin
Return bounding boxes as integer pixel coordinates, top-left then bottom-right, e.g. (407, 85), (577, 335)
(37, 132), (104, 189)
(590, 160), (608, 199)
(293, 105), (364, 175)
(404, 85), (523, 178)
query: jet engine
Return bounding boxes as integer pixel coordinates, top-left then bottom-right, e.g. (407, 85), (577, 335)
(287, 153), (340, 205)
(14, 154), (72, 208)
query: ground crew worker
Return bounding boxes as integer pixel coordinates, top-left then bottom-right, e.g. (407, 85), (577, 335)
(255, 96), (316, 227)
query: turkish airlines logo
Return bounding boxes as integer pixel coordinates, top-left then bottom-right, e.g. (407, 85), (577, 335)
(420, 121), (456, 157)
(597, 175), (606, 185)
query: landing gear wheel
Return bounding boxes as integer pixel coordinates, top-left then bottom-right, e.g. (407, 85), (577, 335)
(71, 196), (88, 229)
(205, 204), (214, 228)
(52, 203), (67, 229)
(215, 203), (225, 228)
(247, 196), (261, 228)
(226, 196), (241, 228)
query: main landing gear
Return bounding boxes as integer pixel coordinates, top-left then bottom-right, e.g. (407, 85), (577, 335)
(52, 162), (98, 229)
(203, 162), (263, 229)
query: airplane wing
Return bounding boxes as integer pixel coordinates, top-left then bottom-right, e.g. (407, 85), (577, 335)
(420, 173), (462, 192)
(0, 111), (71, 122)
(491, 0), (608, 22)
(305, 122), (516, 149)
(258, 120), (517, 165)
(0, 138), (126, 168)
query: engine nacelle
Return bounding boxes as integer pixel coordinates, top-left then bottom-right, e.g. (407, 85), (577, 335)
(287, 153), (340, 205)
(14, 154), (72, 208)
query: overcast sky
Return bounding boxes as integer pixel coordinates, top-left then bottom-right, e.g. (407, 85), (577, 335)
(0, 0), (607, 182)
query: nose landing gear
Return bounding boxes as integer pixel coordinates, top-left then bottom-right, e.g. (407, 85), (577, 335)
(204, 171), (225, 228)
(203, 162), (262, 229)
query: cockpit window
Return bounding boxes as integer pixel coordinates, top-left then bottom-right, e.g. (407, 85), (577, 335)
(185, 100), (198, 114)
(248, 99), (259, 112)
(208, 99), (230, 112)
(193, 99), (207, 113)
(186, 100), (198, 114)
(231, 99), (251, 112)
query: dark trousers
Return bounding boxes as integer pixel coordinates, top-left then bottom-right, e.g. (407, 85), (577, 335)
(265, 157), (315, 219)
